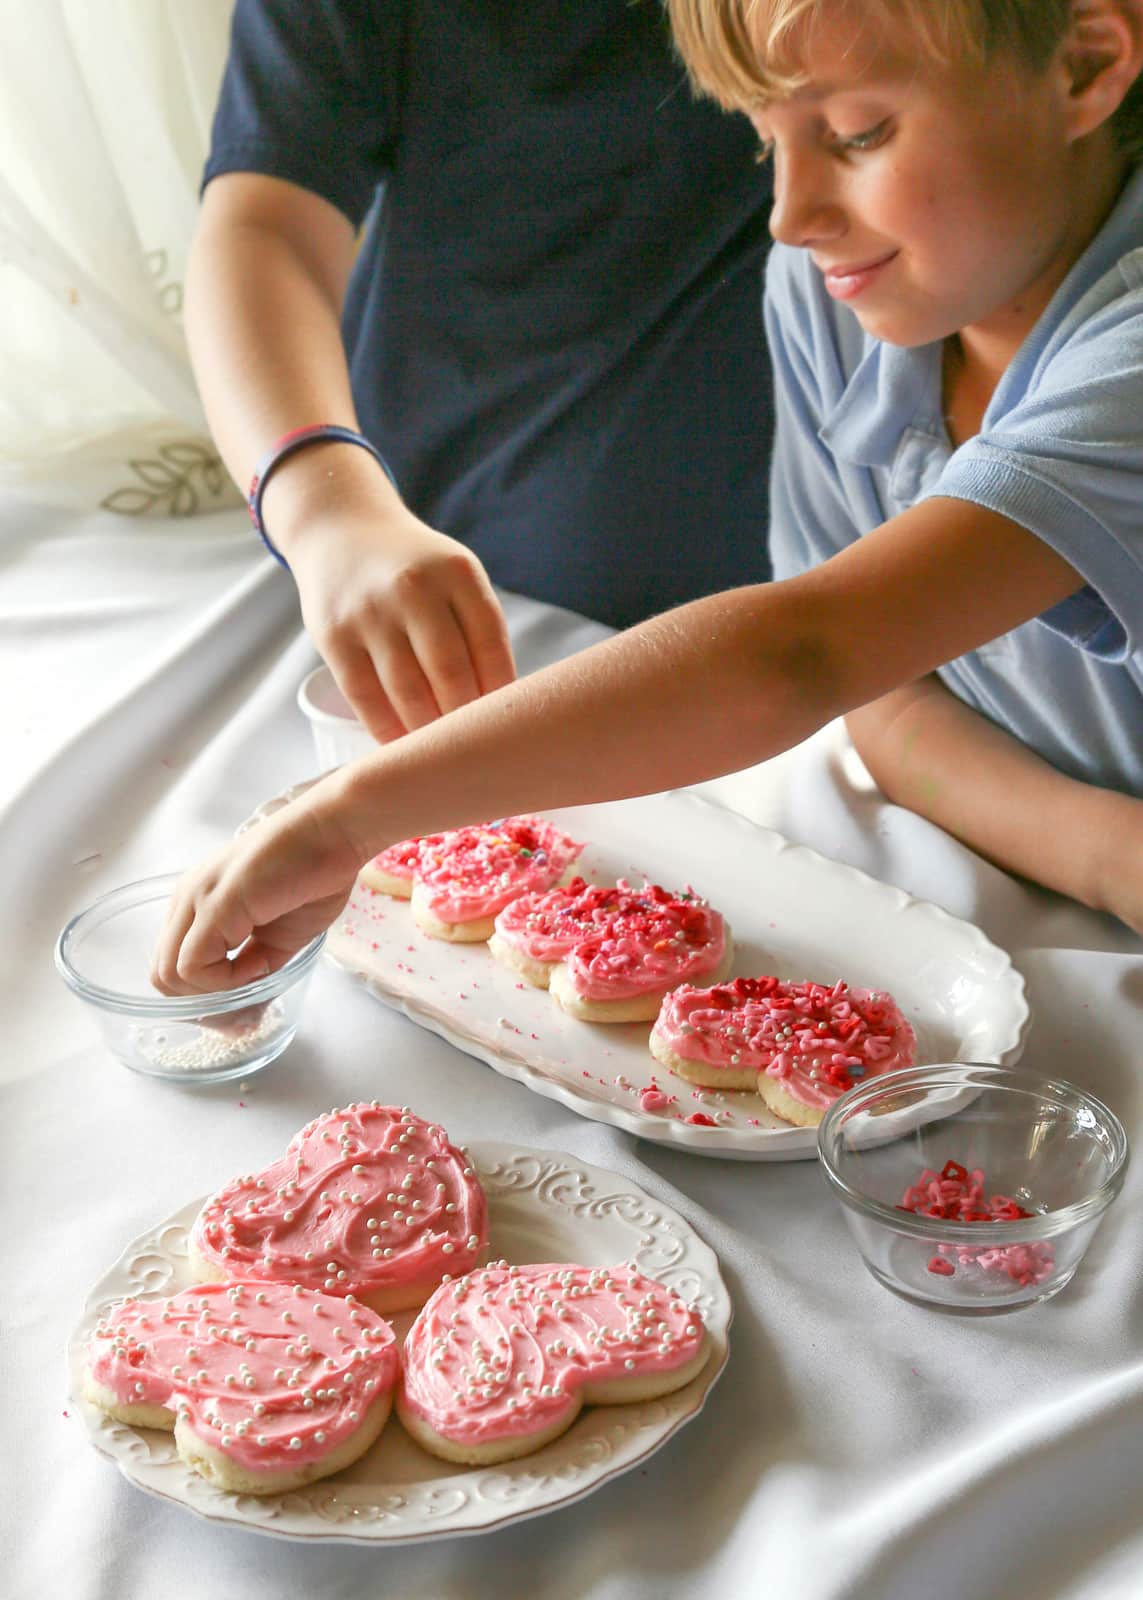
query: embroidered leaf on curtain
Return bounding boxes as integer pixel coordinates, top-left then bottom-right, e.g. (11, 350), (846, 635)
(0, 0), (241, 515)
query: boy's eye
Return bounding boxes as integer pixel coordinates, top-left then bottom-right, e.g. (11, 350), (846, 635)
(834, 118), (892, 153)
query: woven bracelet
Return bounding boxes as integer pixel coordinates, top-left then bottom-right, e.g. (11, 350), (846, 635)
(247, 424), (398, 569)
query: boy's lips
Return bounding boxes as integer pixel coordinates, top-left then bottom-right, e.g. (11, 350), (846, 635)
(818, 250), (898, 300)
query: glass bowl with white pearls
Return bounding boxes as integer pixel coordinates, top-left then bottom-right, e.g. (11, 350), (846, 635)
(55, 872), (324, 1085)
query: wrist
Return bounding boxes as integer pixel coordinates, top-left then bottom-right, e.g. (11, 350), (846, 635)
(259, 438), (403, 559)
(317, 753), (410, 868)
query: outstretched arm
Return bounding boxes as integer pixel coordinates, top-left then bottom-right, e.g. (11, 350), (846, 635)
(187, 173), (514, 740)
(846, 676), (1143, 934)
(153, 495), (1089, 993)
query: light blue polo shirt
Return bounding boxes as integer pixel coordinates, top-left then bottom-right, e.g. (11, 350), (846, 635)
(764, 162), (1143, 796)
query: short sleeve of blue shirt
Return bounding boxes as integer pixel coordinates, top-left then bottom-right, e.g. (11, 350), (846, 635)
(932, 250), (1143, 662)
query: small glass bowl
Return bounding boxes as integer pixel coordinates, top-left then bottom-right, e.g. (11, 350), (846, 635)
(55, 873), (325, 1085)
(817, 1063), (1128, 1311)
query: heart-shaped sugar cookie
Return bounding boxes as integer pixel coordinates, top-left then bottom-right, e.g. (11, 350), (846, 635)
(398, 1261), (711, 1464)
(491, 878), (731, 1022)
(488, 877), (637, 986)
(358, 833), (446, 898)
(650, 976), (916, 1125)
(83, 1280), (398, 1494)
(189, 1104), (489, 1312)
(360, 816), (583, 941)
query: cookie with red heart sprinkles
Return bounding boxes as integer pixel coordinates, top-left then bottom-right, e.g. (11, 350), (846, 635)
(360, 816), (583, 941)
(359, 833), (446, 898)
(512, 879), (731, 1022)
(490, 877), (651, 988)
(650, 976), (916, 1126)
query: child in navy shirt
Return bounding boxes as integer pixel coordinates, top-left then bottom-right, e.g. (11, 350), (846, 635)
(193, 0), (775, 741)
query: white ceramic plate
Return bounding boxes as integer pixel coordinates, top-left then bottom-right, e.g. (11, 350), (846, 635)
(68, 1142), (730, 1545)
(248, 788), (1030, 1161)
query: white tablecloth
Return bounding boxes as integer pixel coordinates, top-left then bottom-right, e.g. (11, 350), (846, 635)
(4, 500), (1142, 1600)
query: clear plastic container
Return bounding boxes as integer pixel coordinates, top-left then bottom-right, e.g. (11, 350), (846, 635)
(817, 1063), (1128, 1311)
(55, 873), (324, 1085)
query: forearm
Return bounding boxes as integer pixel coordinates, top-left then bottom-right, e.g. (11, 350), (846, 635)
(185, 180), (402, 552)
(846, 676), (1125, 911)
(319, 582), (845, 857)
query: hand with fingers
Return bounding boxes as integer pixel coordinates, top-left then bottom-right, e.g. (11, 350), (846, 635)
(286, 502), (516, 744)
(151, 779), (367, 996)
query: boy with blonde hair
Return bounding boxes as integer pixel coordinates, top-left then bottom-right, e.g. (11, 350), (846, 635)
(156, 0), (1143, 992)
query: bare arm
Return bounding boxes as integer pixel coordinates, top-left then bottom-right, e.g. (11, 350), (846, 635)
(154, 496), (1102, 990)
(186, 174), (514, 738)
(846, 676), (1143, 930)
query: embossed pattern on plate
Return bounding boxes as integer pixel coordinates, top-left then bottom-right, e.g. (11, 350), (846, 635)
(68, 1144), (730, 1544)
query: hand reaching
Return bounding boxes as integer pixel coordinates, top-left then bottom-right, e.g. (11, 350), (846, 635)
(287, 505), (516, 743)
(151, 777), (367, 995)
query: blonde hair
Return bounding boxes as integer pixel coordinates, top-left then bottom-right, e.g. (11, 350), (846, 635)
(667, 0), (1143, 156)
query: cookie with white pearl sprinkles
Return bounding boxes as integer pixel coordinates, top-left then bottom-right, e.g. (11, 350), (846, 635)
(397, 1262), (711, 1465)
(82, 1280), (398, 1495)
(188, 1104), (489, 1313)
(532, 881), (731, 1023)
(650, 976), (917, 1127)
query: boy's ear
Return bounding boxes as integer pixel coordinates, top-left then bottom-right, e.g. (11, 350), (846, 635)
(1060, 0), (1143, 141)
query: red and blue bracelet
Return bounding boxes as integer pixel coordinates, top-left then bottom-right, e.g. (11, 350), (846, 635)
(247, 424), (397, 569)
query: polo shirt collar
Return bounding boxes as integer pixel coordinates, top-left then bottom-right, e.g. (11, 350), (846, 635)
(818, 337), (943, 471)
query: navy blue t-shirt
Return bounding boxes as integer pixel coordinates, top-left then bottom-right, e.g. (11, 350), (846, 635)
(206, 0), (775, 626)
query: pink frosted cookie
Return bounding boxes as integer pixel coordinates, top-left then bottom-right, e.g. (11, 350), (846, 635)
(397, 1261), (711, 1465)
(409, 817), (583, 941)
(518, 880), (731, 1023)
(489, 877), (642, 987)
(189, 1103), (489, 1313)
(359, 834), (446, 898)
(83, 1280), (398, 1494)
(650, 976), (916, 1126)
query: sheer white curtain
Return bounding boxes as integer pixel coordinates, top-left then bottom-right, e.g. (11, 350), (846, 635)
(0, 0), (240, 515)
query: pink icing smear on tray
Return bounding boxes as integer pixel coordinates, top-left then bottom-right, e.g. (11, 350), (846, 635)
(86, 1280), (397, 1472)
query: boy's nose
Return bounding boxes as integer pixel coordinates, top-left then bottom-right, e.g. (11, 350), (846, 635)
(768, 150), (845, 250)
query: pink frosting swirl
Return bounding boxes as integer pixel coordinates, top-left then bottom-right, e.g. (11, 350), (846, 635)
(400, 1262), (706, 1446)
(86, 1281), (397, 1472)
(653, 976), (916, 1108)
(413, 817), (583, 923)
(190, 1104), (488, 1301)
